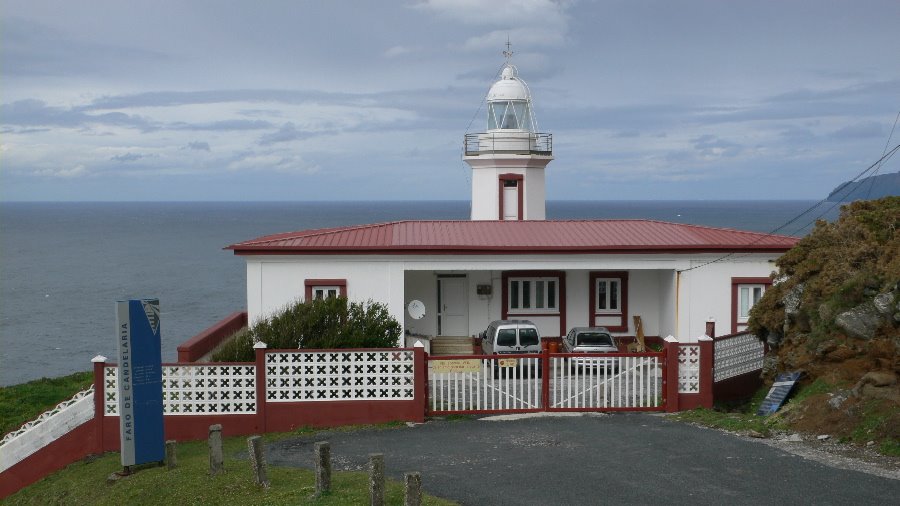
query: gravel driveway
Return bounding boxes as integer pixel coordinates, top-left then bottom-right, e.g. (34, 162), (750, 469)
(265, 413), (899, 505)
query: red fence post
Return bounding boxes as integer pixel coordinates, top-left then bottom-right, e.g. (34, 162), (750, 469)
(698, 336), (714, 409)
(541, 347), (551, 409)
(413, 345), (427, 422)
(663, 337), (680, 413)
(91, 355), (107, 453)
(254, 342), (268, 433)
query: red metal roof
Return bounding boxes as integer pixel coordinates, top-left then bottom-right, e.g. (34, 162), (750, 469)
(227, 220), (799, 255)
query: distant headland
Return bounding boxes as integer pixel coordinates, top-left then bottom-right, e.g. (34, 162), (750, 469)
(826, 171), (900, 202)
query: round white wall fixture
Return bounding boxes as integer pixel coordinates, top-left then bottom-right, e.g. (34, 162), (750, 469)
(407, 300), (426, 320)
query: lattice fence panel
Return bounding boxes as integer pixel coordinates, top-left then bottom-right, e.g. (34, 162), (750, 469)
(677, 345), (701, 393)
(266, 350), (415, 402)
(104, 364), (257, 415)
(714, 333), (765, 382)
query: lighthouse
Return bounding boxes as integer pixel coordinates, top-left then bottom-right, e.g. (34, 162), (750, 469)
(464, 54), (553, 221)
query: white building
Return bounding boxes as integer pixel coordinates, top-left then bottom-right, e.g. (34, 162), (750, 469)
(228, 60), (797, 346)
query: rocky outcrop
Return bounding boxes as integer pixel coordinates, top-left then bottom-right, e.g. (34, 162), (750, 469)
(835, 289), (898, 340)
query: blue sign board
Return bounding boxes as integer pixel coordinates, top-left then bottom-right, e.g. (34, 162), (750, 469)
(116, 299), (165, 466)
(756, 371), (802, 416)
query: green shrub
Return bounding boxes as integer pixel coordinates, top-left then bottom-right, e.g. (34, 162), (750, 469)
(211, 297), (400, 362)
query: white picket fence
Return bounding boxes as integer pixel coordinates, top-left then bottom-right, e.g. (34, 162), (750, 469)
(428, 353), (664, 414)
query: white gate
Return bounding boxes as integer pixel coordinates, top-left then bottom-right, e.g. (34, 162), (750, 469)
(427, 352), (665, 415)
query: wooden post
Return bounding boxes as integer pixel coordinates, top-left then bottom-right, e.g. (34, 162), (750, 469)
(165, 440), (177, 470)
(369, 453), (385, 506)
(404, 472), (422, 506)
(208, 424), (224, 475)
(314, 441), (331, 495)
(247, 435), (269, 488)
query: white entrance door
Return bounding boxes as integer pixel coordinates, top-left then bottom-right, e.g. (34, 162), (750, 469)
(438, 277), (468, 336)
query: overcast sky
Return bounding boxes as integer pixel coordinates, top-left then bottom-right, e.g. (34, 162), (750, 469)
(2, 0), (898, 201)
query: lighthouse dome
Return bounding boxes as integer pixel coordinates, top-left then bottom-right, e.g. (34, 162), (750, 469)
(487, 65), (529, 102)
(485, 65), (534, 131)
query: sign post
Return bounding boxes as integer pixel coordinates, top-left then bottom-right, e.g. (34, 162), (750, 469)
(116, 298), (165, 469)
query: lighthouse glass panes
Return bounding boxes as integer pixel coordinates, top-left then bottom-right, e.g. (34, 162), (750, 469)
(488, 101), (532, 131)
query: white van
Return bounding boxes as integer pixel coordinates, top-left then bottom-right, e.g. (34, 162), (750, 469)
(480, 319), (542, 355)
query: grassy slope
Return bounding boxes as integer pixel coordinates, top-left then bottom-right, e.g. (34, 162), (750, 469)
(0, 371), (93, 437)
(6, 432), (457, 505)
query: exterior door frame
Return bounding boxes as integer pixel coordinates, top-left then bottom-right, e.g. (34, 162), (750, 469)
(437, 275), (468, 336)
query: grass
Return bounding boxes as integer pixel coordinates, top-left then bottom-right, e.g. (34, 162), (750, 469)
(6, 432), (458, 505)
(0, 371), (93, 437)
(672, 386), (785, 436)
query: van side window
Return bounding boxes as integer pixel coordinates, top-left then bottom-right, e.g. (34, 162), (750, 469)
(497, 328), (517, 346)
(519, 328), (539, 346)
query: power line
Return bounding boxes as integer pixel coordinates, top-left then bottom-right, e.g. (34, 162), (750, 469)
(677, 142), (900, 273)
(863, 110), (900, 200)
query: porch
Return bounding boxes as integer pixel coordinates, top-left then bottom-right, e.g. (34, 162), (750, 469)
(402, 268), (677, 352)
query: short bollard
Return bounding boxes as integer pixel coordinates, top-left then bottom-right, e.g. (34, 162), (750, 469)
(247, 435), (270, 488)
(165, 440), (177, 470)
(404, 472), (422, 506)
(208, 424), (224, 475)
(369, 453), (385, 506)
(314, 441), (331, 495)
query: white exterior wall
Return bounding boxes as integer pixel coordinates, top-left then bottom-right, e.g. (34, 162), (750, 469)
(658, 270), (677, 338)
(243, 252), (778, 343)
(524, 166), (546, 220)
(465, 155), (551, 221)
(676, 254), (776, 338)
(246, 257), (404, 328)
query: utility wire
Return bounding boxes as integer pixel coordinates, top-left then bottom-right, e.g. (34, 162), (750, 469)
(863, 110), (900, 200)
(677, 142), (900, 273)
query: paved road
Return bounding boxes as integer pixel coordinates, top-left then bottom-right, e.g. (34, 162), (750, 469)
(265, 413), (899, 505)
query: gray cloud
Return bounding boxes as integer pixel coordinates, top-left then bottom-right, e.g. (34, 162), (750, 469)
(186, 141), (211, 151)
(111, 152), (145, 162)
(258, 122), (314, 145)
(1, 99), (154, 130)
(830, 121), (884, 140)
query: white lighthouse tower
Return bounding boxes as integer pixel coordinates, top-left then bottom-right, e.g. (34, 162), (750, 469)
(464, 51), (553, 221)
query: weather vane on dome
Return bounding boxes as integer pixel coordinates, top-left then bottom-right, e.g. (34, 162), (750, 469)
(503, 36), (513, 62)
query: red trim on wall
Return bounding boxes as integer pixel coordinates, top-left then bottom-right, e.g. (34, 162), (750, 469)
(501, 270), (566, 336)
(730, 277), (771, 333)
(304, 279), (347, 300)
(498, 173), (524, 221)
(588, 271), (629, 332)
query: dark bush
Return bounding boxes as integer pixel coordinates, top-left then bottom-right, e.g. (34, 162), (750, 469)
(211, 297), (401, 362)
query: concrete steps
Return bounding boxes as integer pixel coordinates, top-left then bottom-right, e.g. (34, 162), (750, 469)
(430, 336), (474, 356)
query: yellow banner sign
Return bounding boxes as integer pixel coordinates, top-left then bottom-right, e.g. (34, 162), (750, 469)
(432, 359), (481, 374)
(498, 358), (518, 368)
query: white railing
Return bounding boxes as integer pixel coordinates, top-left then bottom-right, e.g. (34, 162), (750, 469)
(0, 387), (95, 472)
(429, 356), (542, 413)
(104, 364), (257, 415)
(714, 333), (765, 382)
(266, 350), (415, 402)
(550, 356), (662, 409)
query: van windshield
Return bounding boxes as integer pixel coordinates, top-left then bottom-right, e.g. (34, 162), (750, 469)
(518, 328), (539, 346)
(577, 332), (613, 346)
(497, 328), (517, 346)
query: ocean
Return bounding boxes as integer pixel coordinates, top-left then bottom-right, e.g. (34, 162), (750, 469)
(0, 200), (840, 385)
